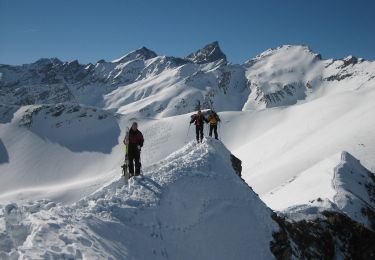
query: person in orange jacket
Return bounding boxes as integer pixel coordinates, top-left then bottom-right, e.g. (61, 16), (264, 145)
(207, 110), (221, 139)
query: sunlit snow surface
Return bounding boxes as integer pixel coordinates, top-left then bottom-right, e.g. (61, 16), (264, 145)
(0, 139), (276, 259)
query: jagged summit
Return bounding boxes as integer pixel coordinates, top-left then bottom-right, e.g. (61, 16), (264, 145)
(112, 46), (158, 63)
(186, 41), (227, 65)
(33, 57), (63, 66)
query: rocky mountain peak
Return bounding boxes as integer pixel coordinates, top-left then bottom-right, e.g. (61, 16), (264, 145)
(33, 57), (63, 67)
(113, 46), (158, 63)
(186, 41), (227, 65)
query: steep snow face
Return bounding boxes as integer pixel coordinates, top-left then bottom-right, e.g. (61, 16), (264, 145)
(0, 104), (121, 203)
(243, 45), (375, 110)
(229, 83), (375, 199)
(15, 104), (120, 153)
(243, 45), (324, 109)
(263, 151), (375, 229)
(0, 139), (277, 260)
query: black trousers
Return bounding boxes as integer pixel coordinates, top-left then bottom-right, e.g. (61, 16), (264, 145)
(195, 125), (204, 142)
(209, 124), (218, 139)
(128, 149), (141, 176)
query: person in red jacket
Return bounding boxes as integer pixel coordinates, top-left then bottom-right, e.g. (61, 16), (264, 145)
(190, 110), (208, 143)
(124, 122), (144, 177)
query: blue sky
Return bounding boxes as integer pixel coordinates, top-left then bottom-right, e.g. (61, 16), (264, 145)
(1, 0), (374, 65)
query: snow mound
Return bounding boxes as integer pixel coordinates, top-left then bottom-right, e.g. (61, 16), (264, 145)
(0, 138), (277, 259)
(264, 151), (375, 229)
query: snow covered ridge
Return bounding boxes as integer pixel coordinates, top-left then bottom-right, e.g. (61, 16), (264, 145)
(1, 139), (373, 259)
(265, 151), (375, 229)
(1, 43), (374, 116)
(268, 154), (375, 259)
(0, 139), (278, 259)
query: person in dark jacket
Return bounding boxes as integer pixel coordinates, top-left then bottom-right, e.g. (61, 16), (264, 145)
(124, 122), (144, 177)
(190, 110), (208, 143)
(207, 110), (221, 139)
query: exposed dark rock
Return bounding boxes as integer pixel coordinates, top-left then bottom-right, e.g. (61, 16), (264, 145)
(306, 81), (313, 89)
(33, 58), (62, 67)
(230, 154), (242, 177)
(340, 56), (358, 68)
(166, 56), (188, 67)
(218, 71), (231, 94)
(135, 47), (158, 60)
(271, 211), (375, 259)
(313, 53), (322, 61)
(323, 211), (375, 259)
(255, 82), (305, 106)
(271, 213), (335, 259)
(186, 41), (227, 65)
(326, 73), (353, 81)
(115, 47), (158, 63)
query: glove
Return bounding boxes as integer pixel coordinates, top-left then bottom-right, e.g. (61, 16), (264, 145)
(137, 145), (141, 151)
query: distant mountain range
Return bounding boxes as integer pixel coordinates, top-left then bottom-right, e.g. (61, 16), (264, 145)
(1, 42), (374, 118)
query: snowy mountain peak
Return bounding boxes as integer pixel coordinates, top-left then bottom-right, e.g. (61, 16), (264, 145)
(247, 45), (321, 64)
(186, 41), (227, 65)
(242, 44), (325, 110)
(112, 46), (158, 63)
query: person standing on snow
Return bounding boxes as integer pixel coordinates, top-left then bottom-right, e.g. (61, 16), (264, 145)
(190, 110), (208, 143)
(207, 110), (221, 139)
(124, 122), (144, 177)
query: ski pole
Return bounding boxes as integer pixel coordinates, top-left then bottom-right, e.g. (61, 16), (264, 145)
(184, 123), (191, 143)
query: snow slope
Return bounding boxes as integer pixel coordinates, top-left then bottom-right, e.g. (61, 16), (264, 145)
(229, 84), (375, 197)
(0, 103), (122, 204)
(263, 151), (375, 228)
(0, 139), (277, 259)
